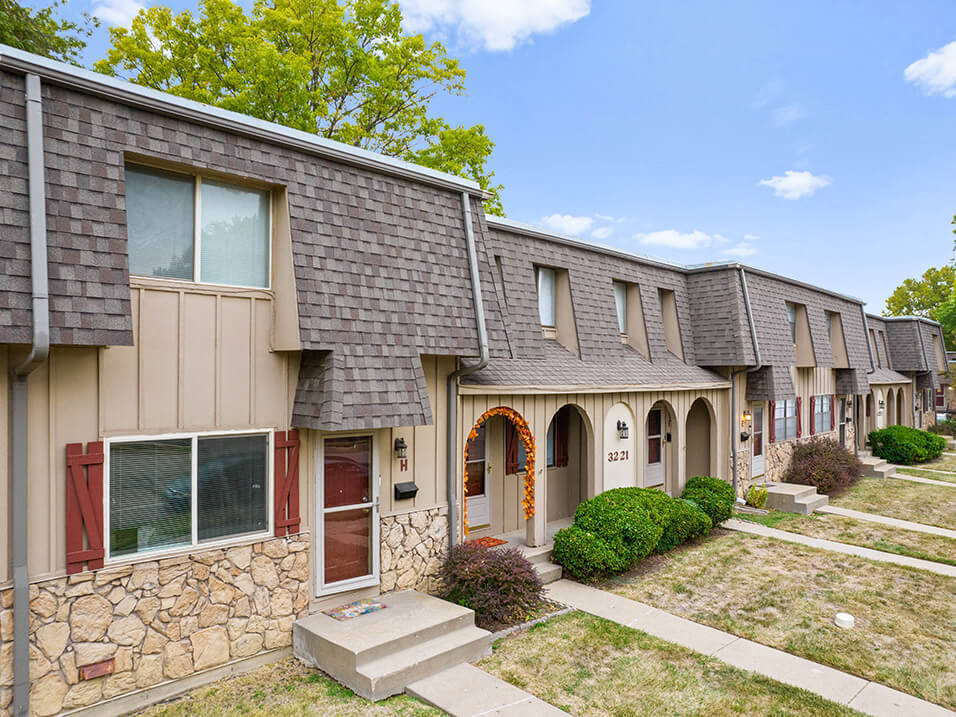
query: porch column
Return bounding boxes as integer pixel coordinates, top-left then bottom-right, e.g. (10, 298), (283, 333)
(526, 420), (547, 547)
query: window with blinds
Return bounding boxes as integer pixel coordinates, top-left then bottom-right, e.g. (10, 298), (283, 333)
(108, 432), (270, 558)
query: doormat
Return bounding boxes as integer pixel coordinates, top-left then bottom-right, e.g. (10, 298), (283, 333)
(322, 598), (387, 621)
(467, 536), (508, 548)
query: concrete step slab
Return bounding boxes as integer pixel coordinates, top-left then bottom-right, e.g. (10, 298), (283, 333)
(793, 494), (828, 514)
(407, 663), (566, 717)
(762, 482), (823, 514)
(534, 562), (563, 584)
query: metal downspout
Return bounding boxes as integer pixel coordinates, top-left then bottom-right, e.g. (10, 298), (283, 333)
(446, 192), (489, 547)
(11, 73), (51, 717)
(731, 267), (762, 499)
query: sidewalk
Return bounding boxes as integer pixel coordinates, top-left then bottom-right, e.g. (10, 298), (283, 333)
(818, 505), (956, 539)
(725, 518), (956, 577)
(546, 579), (953, 717)
(890, 471), (955, 487)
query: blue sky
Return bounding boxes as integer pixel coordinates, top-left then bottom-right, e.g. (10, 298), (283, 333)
(58, 0), (956, 311)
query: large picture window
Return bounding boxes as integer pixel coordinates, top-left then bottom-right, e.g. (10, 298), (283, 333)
(813, 395), (832, 434)
(774, 399), (798, 440)
(126, 164), (271, 288)
(108, 432), (271, 559)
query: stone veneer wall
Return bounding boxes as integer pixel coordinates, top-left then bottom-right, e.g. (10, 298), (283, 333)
(380, 506), (448, 594)
(0, 533), (310, 716)
(764, 430), (840, 483)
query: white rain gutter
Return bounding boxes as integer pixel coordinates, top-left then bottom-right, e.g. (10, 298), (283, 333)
(446, 192), (489, 546)
(731, 267), (762, 499)
(11, 72), (50, 717)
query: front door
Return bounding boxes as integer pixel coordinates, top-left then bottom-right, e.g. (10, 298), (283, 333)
(645, 409), (665, 487)
(838, 398), (847, 446)
(750, 404), (765, 478)
(465, 425), (491, 528)
(317, 435), (379, 595)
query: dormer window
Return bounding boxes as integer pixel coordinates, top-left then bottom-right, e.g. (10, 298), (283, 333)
(613, 281), (627, 334)
(786, 302), (797, 343)
(536, 266), (556, 327)
(659, 288), (683, 360)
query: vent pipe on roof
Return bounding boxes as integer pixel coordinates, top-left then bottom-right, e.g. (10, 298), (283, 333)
(731, 267), (762, 500)
(11, 73), (51, 717)
(446, 192), (489, 547)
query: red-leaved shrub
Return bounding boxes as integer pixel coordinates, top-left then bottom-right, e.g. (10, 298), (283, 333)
(439, 542), (544, 629)
(783, 438), (862, 495)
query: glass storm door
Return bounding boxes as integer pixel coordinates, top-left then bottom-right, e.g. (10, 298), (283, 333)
(319, 436), (379, 593)
(751, 405), (765, 477)
(645, 409), (665, 487)
(465, 426), (491, 528)
(838, 399), (847, 445)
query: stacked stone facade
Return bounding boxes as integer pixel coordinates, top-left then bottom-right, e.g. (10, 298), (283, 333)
(0, 534), (310, 716)
(380, 507), (448, 594)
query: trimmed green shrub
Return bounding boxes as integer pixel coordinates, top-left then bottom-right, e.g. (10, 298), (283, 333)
(746, 484), (768, 508)
(869, 425), (946, 465)
(439, 542), (543, 629)
(784, 437), (862, 495)
(654, 497), (712, 553)
(571, 488), (663, 570)
(552, 524), (621, 581)
(680, 475), (735, 526)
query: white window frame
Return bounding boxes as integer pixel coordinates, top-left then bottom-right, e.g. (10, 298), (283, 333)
(536, 266), (556, 327)
(786, 303), (796, 344)
(314, 431), (381, 597)
(613, 280), (627, 334)
(103, 428), (275, 564)
(126, 163), (273, 291)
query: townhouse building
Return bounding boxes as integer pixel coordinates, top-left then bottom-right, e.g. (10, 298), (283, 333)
(0, 46), (949, 715)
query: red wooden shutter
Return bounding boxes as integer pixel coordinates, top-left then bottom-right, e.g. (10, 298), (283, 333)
(505, 422), (519, 474)
(555, 407), (570, 468)
(66, 442), (105, 574)
(809, 396), (816, 435)
(768, 401), (776, 443)
(831, 395), (836, 431)
(274, 430), (301, 537)
(796, 397), (803, 438)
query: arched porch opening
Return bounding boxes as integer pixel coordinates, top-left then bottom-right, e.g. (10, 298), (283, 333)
(897, 387), (904, 425)
(886, 388), (896, 427)
(686, 397), (715, 480)
(545, 404), (594, 525)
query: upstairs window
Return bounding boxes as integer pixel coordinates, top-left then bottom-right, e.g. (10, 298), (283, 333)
(126, 164), (271, 288)
(613, 281), (627, 334)
(536, 266), (556, 327)
(786, 303), (797, 343)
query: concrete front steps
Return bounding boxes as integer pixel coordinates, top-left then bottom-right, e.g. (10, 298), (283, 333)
(293, 590), (492, 701)
(858, 450), (896, 479)
(762, 482), (828, 515)
(510, 542), (563, 584)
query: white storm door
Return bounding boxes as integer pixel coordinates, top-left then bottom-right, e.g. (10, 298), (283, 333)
(465, 425), (491, 528)
(645, 409), (665, 487)
(751, 405), (765, 478)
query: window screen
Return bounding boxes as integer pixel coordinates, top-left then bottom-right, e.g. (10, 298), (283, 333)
(197, 435), (268, 541)
(200, 179), (270, 287)
(109, 439), (192, 557)
(126, 166), (195, 280)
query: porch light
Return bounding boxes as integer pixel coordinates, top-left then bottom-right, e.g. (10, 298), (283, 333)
(879, 399), (885, 410)
(616, 420), (629, 439)
(394, 436), (407, 459)
(741, 410), (752, 426)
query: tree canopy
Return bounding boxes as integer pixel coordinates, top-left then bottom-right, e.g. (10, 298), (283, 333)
(94, 0), (503, 213)
(884, 264), (956, 350)
(0, 0), (95, 64)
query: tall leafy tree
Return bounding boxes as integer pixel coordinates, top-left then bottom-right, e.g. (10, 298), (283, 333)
(0, 0), (95, 64)
(94, 0), (504, 213)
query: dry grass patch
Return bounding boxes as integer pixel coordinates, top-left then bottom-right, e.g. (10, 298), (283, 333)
(736, 510), (956, 566)
(134, 658), (441, 717)
(479, 611), (864, 717)
(921, 454), (956, 472)
(829, 477), (956, 529)
(602, 530), (955, 709)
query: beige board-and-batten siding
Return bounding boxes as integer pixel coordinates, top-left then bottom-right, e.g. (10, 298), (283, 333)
(457, 387), (730, 543)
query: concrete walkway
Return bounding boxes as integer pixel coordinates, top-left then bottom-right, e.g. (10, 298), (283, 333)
(725, 518), (956, 577)
(546, 579), (953, 717)
(818, 505), (956, 539)
(408, 663), (565, 716)
(890, 471), (956, 487)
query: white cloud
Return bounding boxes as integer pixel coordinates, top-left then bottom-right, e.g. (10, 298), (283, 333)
(92, 0), (145, 26)
(722, 241), (758, 257)
(773, 103), (807, 126)
(904, 41), (956, 98)
(743, 233), (760, 240)
(594, 213), (615, 222)
(634, 229), (715, 250)
(401, 0), (590, 52)
(591, 226), (613, 240)
(758, 170), (831, 200)
(541, 213), (593, 235)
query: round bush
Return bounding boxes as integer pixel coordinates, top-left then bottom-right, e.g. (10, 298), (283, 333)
(784, 437), (862, 495)
(680, 475), (735, 526)
(552, 525), (620, 581)
(655, 498), (712, 553)
(439, 543), (543, 628)
(869, 425), (946, 465)
(572, 489), (663, 570)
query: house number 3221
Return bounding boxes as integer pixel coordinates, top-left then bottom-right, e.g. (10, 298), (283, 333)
(607, 450), (629, 462)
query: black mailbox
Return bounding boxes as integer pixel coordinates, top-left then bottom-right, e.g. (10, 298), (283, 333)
(394, 481), (419, 500)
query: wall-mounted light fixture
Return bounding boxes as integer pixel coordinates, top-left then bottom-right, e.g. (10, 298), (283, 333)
(846, 398), (853, 408)
(742, 409), (753, 426)
(616, 420), (629, 440)
(879, 399), (885, 410)
(394, 436), (407, 459)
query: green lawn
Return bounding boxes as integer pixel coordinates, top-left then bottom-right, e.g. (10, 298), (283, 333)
(600, 530), (956, 709)
(134, 658), (442, 717)
(829, 477), (956, 529)
(479, 611), (865, 717)
(735, 510), (956, 566)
